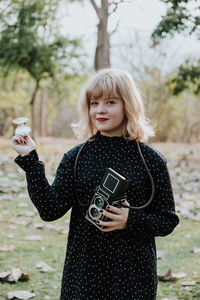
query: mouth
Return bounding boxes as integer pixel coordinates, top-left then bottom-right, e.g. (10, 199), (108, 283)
(96, 118), (108, 122)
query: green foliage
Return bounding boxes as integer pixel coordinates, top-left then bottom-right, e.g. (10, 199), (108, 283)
(0, 0), (82, 81)
(169, 59), (200, 95)
(152, 0), (199, 44)
(151, 0), (200, 95)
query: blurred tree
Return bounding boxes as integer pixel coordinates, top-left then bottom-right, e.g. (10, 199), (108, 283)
(0, 0), (82, 137)
(151, 0), (200, 95)
(70, 0), (132, 70)
(116, 29), (200, 142)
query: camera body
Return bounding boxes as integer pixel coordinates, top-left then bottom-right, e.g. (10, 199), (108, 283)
(85, 168), (130, 230)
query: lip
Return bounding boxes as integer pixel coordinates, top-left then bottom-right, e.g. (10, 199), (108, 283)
(96, 118), (108, 122)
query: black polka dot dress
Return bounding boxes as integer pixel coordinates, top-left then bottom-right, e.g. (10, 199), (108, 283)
(15, 131), (179, 300)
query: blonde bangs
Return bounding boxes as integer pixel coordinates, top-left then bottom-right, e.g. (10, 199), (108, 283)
(86, 73), (122, 101)
(71, 68), (155, 142)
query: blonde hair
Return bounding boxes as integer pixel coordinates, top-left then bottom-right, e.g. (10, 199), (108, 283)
(71, 68), (155, 142)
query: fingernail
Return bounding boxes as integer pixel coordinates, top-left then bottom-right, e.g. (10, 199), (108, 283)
(96, 220), (100, 224)
(106, 205), (110, 210)
(100, 209), (103, 213)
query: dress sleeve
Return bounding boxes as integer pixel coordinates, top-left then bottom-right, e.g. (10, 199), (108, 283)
(125, 160), (179, 238)
(14, 147), (81, 222)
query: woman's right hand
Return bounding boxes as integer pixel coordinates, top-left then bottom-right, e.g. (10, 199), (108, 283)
(11, 135), (36, 157)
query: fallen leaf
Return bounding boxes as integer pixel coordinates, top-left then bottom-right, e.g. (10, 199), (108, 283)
(161, 297), (178, 300)
(16, 211), (35, 217)
(183, 286), (193, 291)
(0, 244), (16, 252)
(0, 268), (29, 283)
(172, 272), (187, 279)
(7, 290), (36, 299)
(17, 202), (28, 208)
(25, 235), (42, 241)
(181, 281), (196, 286)
(158, 269), (178, 282)
(157, 250), (165, 260)
(0, 271), (10, 281)
(36, 261), (55, 272)
(8, 217), (30, 226)
(192, 247), (200, 254)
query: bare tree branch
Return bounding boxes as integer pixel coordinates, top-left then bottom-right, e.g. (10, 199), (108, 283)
(90, 0), (101, 18)
(109, 19), (120, 36)
(109, 0), (133, 16)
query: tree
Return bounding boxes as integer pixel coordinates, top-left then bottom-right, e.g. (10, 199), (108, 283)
(151, 0), (200, 95)
(70, 0), (132, 70)
(0, 0), (82, 137)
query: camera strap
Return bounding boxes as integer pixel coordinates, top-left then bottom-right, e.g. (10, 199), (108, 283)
(73, 138), (155, 209)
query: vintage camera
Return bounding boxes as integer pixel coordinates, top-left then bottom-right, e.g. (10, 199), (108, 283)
(85, 168), (130, 230)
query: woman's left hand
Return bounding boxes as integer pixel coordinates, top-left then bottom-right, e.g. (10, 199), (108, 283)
(97, 200), (130, 232)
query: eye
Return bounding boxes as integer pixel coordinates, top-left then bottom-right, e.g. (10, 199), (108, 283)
(90, 101), (98, 105)
(107, 100), (115, 104)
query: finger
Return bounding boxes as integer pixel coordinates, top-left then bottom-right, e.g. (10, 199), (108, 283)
(106, 205), (124, 215)
(12, 136), (21, 144)
(100, 209), (120, 220)
(97, 220), (117, 227)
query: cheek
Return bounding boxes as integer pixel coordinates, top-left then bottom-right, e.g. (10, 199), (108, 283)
(89, 108), (94, 120)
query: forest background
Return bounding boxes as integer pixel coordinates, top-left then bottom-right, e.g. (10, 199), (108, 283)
(1, 1), (200, 299)
(0, 0), (200, 142)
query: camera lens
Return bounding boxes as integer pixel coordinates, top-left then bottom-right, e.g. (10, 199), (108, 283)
(90, 207), (99, 218)
(89, 205), (101, 220)
(95, 197), (104, 208)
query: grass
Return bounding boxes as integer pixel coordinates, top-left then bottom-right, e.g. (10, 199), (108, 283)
(0, 138), (200, 299)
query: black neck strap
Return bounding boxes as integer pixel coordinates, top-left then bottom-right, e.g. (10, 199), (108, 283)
(73, 138), (155, 209)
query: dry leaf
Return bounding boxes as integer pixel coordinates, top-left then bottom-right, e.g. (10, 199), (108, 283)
(8, 217), (30, 226)
(158, 269), (178, 282)
(7, 290), (36, 299)
(172, 272), (187, 279)
(30, 222), (44, 229)
(161, 297), (178, 300)
(25, 235), (42, 241)
(8, 224), (17, 230)
(0, 244), (16, 252)
(181, 281), (196, 286)
(16, 211), (35, 217)
(0, 271), (10, 281)
(192, 247), (200, 254)
(183, 286), (193, 291)
(36, 261), (55, 272)
(6, 234), (14, 239)
(0, 268), (29, 283)
(157, 250), (165, 260)
(17, 202), (28, 208)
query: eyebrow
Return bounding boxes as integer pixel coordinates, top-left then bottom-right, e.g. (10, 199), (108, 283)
(90, 96), (120, 101)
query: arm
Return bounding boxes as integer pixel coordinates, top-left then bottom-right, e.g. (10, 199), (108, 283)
(125, 160), (179, 238)
(15, 146), (81, 222)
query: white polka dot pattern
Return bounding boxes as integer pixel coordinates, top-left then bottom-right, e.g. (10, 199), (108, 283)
(15, 132), (179, 300)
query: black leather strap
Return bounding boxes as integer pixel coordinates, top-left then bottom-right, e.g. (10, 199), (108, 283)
(73, 139), (155, 209)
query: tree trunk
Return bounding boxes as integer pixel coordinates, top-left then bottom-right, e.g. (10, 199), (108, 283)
(39, 87), (47, 136)
(30, 79), (40, 140)
(92, 0), (110, 71)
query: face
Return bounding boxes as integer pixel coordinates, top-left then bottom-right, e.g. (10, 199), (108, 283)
(89, 95), (126, 137)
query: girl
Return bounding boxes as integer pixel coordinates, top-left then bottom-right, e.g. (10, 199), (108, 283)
(12, 68), (179, 300)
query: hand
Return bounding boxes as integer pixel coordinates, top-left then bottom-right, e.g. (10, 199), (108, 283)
(11, 134), (36, 157)
(97, 200), (130, 232)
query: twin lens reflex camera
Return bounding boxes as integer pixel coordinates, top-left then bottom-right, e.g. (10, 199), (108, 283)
(85, 168), (130, 230)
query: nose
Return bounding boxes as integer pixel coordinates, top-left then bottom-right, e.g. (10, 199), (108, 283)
(96, 102), (106, 113)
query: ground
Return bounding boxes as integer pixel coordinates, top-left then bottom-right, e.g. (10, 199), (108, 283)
(0, 137), (200, 300)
